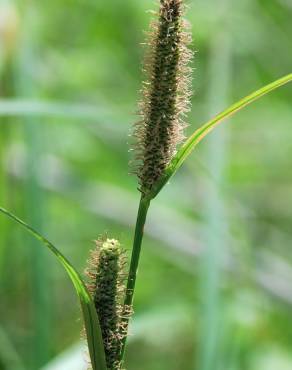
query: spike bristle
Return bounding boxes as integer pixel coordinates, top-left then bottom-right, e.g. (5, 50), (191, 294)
(132, 0), (193, 193)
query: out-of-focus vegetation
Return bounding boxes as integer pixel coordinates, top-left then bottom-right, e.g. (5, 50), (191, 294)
(0, 0), (291, 369)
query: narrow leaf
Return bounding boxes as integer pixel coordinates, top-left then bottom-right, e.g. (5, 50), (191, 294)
(0, 207), (107, 370)
(149, 73), (292, 198)
(0, 100), (107, 120)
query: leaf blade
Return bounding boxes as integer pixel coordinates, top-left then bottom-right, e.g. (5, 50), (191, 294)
(149, 73), (292, 198)
(0, 207), (107, 370)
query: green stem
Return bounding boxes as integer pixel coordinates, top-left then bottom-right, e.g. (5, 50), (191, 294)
(121, 195), (151, 358)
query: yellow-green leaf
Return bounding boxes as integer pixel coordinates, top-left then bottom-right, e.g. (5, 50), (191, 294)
(149, 73), (292, 199)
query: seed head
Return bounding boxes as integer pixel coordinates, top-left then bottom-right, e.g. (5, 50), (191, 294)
(85, 238), (130, 370)
(132, 0), (193, 193)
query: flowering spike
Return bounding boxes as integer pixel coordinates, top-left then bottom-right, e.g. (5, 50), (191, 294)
(132, 0), (193, 193)
(85, 238), (130, 370)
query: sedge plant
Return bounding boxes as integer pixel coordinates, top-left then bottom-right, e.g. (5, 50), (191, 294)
(1, 0), (292, 369)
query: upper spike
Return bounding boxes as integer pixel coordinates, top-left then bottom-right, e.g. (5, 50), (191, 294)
(132, 0), (193, 193)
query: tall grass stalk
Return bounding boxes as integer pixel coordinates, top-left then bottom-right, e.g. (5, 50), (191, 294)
(0, 326), (25, 370)
(199, 1), (232, 368)
(0, 57), (11, 274)
(120, 195), (150, 358)
(122, 0), (193, 357)
(0, 0), (291, 369)
(15, 3), (51, 367)
(0, 0), (22, 274)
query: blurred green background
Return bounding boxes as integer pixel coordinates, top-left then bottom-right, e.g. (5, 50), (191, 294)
(0, 0), (291, 369)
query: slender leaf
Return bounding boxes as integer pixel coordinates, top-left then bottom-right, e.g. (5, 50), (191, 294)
(16, 6), (51, 365)
(0, 326), (25, 370)
(0, 100), (108, 120)
(149, 73), (292, 199)
(0, 207), (107, 370)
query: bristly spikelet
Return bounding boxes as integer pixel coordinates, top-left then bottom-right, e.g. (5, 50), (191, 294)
(85, 238), (130, 370)
(132, 0), (193, 193)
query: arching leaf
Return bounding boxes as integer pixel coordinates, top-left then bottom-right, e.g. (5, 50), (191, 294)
(0, 207), (107, 370)
(150, 73), (292, 198)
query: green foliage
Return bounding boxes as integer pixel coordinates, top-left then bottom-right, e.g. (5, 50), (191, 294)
(0, 207), (107, 370)
(149, 73), (292, 199)
(0, 0), (291, 369)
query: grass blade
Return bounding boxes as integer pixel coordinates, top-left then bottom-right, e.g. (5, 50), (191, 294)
(198, 11), (233, 369)
(0, 207), (107, 370)
(15, 4), (51, 364)
(0, 99), (109, 120)
(149, 73), (292, 199)
(0, 326), (25, 370)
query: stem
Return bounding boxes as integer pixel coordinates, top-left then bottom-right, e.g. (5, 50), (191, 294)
(121, 194), (151, 358)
